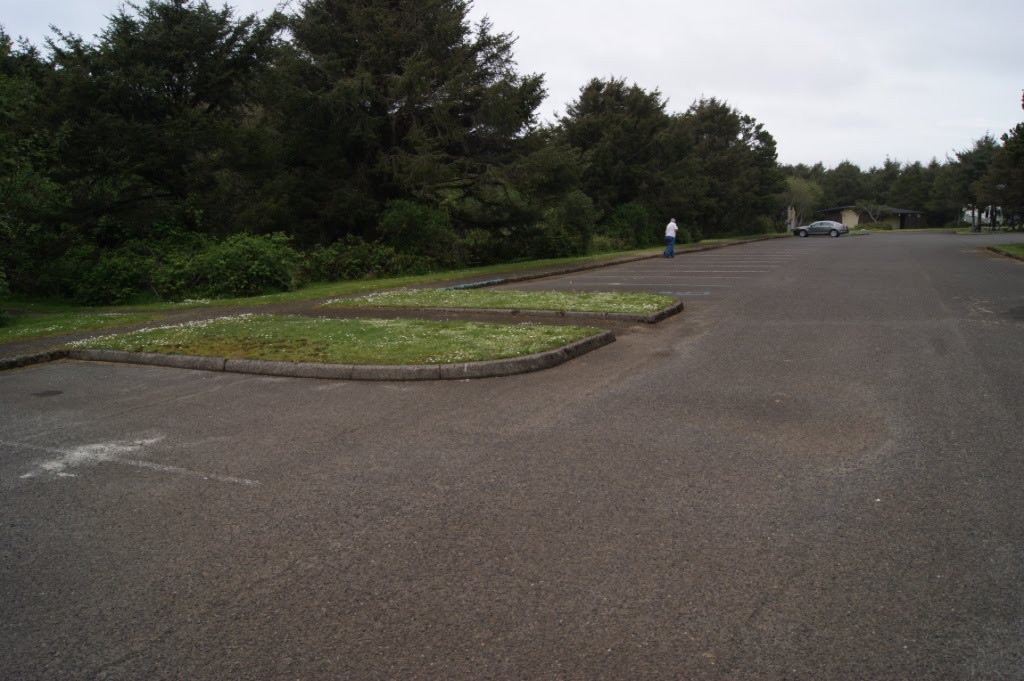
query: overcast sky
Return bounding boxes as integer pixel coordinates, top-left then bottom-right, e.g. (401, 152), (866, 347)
(4, 0), (1021, 169)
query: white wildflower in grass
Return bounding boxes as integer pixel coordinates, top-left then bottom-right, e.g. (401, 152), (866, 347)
(0, 312), (161, 344)
(328, 288), (673, 314)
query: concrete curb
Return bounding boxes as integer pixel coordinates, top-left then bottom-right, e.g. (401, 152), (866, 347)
(987, 246), (1024, 263)
(326, 300), (685, 325)
(58, 330), (616, 381)
(0, 349), (70, 371)
(69, 349), (228, 372)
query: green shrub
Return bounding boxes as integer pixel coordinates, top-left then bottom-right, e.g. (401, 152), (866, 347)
(599, 203), (655, 248)
(589, 234), (619, 254)
(80, 250), (154, 305)
(751, 215), (778, 234)
(303, 234), (435, 282)
(57, 243), (156, 305)
(458, 228), (509, 265)
(533, 190), (597, 258)
(721, 216), (776, 237)
(534, 221), (579, 258)
(45, 233), (303, 304)
(379, 200), (462, 266)
(181, 232), (302, 298)
(0, 270), (9, 326)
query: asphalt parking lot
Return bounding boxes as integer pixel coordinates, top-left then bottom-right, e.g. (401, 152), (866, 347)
(503, 243), (801, 301)
(3, 232), (1024, 679)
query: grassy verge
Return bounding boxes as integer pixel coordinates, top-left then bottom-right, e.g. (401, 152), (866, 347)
(990, 243), (1024, 260)
(112, 248), (665, 311)
(2, 234), (781, 317)
(73, 315), (601, 365)
(1, 233), (776, 343)
(326, 289), (675, 314)
(0, 312), (160, 344)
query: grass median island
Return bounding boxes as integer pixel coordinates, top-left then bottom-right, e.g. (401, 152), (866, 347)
(991, 243), (1024, 260)
(326, 288), (676, 314)
(73, 315), (602, 365)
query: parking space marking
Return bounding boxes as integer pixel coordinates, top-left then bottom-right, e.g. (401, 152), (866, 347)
(565, 276), (739, 284)
(569, 274), (748, 279)
(686, 254), (795, 257)
(553, 282), (733, 289)
(515, 246), (803, 296)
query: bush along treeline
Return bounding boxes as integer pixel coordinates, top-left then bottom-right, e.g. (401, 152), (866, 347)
(0, 0), (790, 304)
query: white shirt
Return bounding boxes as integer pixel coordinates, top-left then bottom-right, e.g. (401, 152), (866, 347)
(665, 221), (678, 238)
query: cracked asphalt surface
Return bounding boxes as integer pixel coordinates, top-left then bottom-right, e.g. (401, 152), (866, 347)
(2, 232), (1024, 679)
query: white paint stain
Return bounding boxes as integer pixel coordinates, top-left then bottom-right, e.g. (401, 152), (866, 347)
(15, 437), (260, 487)
(20, 438), (163, 479)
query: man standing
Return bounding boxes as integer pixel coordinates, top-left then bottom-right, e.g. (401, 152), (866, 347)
(664, 218), (679, 258)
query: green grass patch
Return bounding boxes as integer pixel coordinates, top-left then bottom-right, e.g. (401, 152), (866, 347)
(109, 248), (665, 312)
(48, 236), (770, 312)
(991, 243), (1024, 260)
(0, 312), (160, 343)
(327, 288), (675, 314)
(3, 235), (777, 316)
(73, 315), (601, 365)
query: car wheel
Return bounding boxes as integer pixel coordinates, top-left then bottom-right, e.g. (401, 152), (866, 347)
(798, 229), (808, 237)
(830, 229), (839, 237)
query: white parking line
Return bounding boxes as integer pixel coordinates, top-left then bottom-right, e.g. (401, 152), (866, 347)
(690, 256), (795, 260)
(576, 274), (753, 279)
(567, 278), (739, 284)
(558, 282), (733, 288)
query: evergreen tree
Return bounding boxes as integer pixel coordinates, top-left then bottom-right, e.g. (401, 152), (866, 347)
(952, 134), (999, 230)
(924, 160), (962, 227)
(820, 161), (865, 208)
(45, 0), (282, 239)
(276, 0), (545, 244)
(863, 158), (902, 206)
(888, 161), (931, 211)
(0, 31), (70, 294)
(677, 97), (782, 236)
(975, 124), (1024, 228)
(557, 77), (670, 216)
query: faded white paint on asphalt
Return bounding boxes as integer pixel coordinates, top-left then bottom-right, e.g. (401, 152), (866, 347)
(12, 437), (261, 486)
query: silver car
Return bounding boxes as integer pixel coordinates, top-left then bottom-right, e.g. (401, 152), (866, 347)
(793, 220), (848, 237)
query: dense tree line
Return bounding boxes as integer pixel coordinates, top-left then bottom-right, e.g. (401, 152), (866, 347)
(781, 125), (1024, 231)
(0, 0), (785, 304)
(1, 0), (1020, 306)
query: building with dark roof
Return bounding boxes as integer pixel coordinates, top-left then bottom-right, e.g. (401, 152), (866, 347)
(817, 206), (926, 229)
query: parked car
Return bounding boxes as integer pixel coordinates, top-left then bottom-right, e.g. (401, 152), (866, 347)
(793, 220), (848, 237)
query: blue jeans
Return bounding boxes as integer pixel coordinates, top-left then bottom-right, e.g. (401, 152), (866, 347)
(664, 236), (676, 257)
